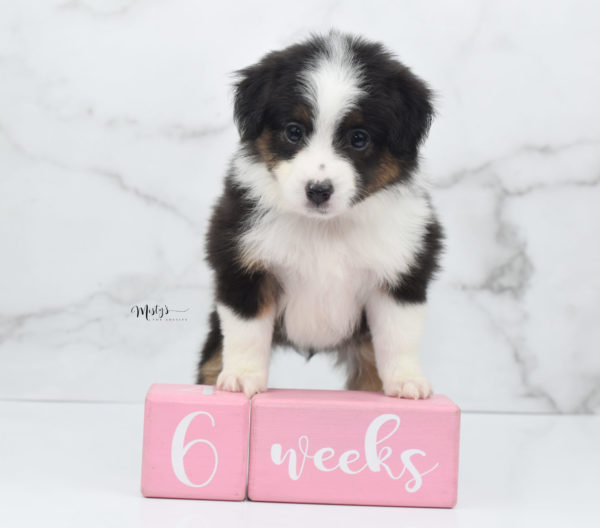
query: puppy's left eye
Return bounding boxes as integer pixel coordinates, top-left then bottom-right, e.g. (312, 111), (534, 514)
(349, 129), (369, 150)
(284, 122), (304, 144)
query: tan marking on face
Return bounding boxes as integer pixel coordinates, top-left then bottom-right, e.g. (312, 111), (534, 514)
(368, 149), (402, 193)
(341, 109), (365, 129)
(291, 104), (312, 124)
(197, 351), (222, 385)
(255, 128), (277, 170)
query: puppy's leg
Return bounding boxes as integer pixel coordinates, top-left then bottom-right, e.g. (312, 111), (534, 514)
(340, 337), (383, 392)
(215, 300), (275, 398)
(366, 288), (432, 399)
(196, 310), (223, 385)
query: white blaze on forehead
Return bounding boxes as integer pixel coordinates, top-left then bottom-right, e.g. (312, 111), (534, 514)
(299, 34), (365, 139)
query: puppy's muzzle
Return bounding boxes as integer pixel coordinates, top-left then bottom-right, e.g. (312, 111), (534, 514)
(305, 180), (334, 206)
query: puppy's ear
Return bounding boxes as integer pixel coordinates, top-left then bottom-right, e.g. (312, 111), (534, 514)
(233, 55), (277, 141)
(387, 64), (434, 161)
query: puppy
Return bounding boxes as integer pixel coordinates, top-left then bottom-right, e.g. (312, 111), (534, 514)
(196, 30), (443, 400)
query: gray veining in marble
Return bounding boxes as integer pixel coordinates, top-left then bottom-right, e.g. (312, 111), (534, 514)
(1, 0), (599, 412)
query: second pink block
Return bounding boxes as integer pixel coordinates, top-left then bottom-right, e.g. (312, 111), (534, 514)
(248, 389), (460, 507)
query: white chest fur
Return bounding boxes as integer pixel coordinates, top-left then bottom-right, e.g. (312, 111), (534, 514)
(240, 186), (432, 349)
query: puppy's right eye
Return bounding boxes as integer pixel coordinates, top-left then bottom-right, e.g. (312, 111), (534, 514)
(284, 122), (304, 144)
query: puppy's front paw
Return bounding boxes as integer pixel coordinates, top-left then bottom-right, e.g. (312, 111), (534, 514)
(383, 376), (433, 400)
(216, 368), (267, 398)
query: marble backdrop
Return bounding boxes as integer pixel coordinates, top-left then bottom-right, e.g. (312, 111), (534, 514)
(1, 0), (599, 412)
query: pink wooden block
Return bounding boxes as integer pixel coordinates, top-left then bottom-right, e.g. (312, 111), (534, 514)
(141, 383), (250, 501)
(248, 389), (460, 508)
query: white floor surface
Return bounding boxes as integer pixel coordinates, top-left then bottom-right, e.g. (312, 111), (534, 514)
(1, 401), (598, 528)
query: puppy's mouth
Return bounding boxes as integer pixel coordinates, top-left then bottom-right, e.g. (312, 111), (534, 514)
(307, 202), (329, 214)
(303, 201), (338, 219)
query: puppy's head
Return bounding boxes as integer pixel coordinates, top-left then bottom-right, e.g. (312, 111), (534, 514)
(233, 30), (434, 218)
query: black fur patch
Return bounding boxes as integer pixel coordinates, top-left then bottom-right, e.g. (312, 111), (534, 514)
(388, 217), (445, 304)
(205, 170), (278, 318)
(233, 39), (325, 142)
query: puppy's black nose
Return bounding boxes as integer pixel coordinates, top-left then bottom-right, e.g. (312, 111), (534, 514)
(306, 180), (334, 205)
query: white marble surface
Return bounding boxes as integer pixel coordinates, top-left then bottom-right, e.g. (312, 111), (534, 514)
(1, 400), (599, 527)
(1, 1), (599, 412)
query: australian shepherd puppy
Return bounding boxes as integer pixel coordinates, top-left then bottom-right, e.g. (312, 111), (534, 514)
(196, 30), (443, 400)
